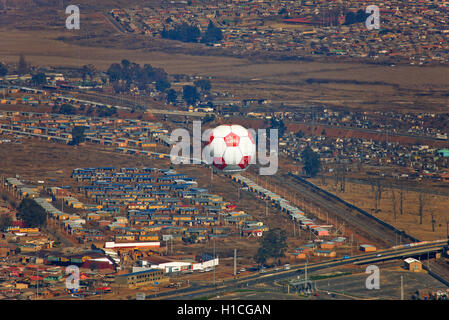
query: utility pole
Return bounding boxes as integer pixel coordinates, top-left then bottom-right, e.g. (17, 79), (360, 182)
(446, 220), (449, 239)
(234, 249), (237, 276)
(431, 213), (435, 232)
(213, 239), (216, 287)
(265, 200), (268, 217)
(210, 166), (213, 183)
(304, 258), (308, 290)
(351, 234), (353, 256)
(400, 276), (404, 300)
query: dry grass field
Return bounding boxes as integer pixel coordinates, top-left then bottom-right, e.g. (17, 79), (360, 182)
(309, 177), (449, 242)
(1, 19), (448, 112)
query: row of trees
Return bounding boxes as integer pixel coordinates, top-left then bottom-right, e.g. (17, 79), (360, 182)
(69, 126), (86, 145)
(161, 21), (223, 44)
(301, 146), (321, 177)
(52, 103), (117, 119)
(254, 228), (288, 265)
(106, 60), (170, 94)
(0, 54), (29, 77)
(0, 62), (7, 77)
(344, 9), (370, 25)
(0, 198), (47, 230)
(17, 198), (47, 228)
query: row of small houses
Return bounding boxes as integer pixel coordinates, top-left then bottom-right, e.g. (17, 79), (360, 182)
(71, 167), (267, 239)
(4, 177), (41, 199)
(5, 85), (118, 111)
(72, 167), (266, 236)
(0, 109), (163, 134)
(0, 119), (166, 149)
(232, 174), (331, 237)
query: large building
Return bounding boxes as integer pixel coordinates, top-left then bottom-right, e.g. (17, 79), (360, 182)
(115, 269), (166, 288)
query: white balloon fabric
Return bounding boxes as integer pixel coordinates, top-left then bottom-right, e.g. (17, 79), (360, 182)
(205, 124), (256, 173)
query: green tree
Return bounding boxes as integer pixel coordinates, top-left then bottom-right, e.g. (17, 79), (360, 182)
(97, 106), (117, 117)
(69, 126), (86, 145)
(202, 113), (215, 124)
(155, 78), (171, 92)
(166, 88), (177, 104)
(269, 118), (286, 137)
(59, 104), (77, 115)
(31, 73), (47, 86)
(89, 261), (99, 272)
(17, 54), (28, 75)
(17, 198), (47, 228)
(182, 85), (200, 105)
(355, 9), (369, 23)
(344, 11), (356, 25)
(161, 23), (201, 43)
(81, 64), (96, 81)
(296, 130), (304, 138)
(0, 214), (13, 232)
(194, 79), (212, 93)
(301, 146), (321, 177)
(0, 62), (7, 77)
(106, 63), (122, 82)
(254, 228), (287, 265)
(201, 20), (223, 43)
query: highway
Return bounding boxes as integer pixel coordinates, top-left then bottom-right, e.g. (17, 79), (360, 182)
(146, 240), (447, 300)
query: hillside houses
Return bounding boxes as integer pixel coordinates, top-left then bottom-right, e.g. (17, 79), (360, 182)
(109, 1), (449, 65)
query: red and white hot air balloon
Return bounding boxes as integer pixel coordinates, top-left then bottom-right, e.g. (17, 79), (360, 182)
(204, 124), (256, 173)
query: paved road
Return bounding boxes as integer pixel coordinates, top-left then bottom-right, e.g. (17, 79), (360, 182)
(146, 241), (447, 300)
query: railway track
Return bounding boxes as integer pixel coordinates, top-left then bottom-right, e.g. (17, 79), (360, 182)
(274, 172), (418, 248)
(427, 260), (449, 287)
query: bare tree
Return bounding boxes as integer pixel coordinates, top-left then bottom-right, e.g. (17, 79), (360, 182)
(17, 53), (28, 75)
(399, 183), (404, 215)
(373, 179), (383, 212)
(391, 189), (397, 221)
(340, 163), (346, 193)
(418, 192), (428, 225)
